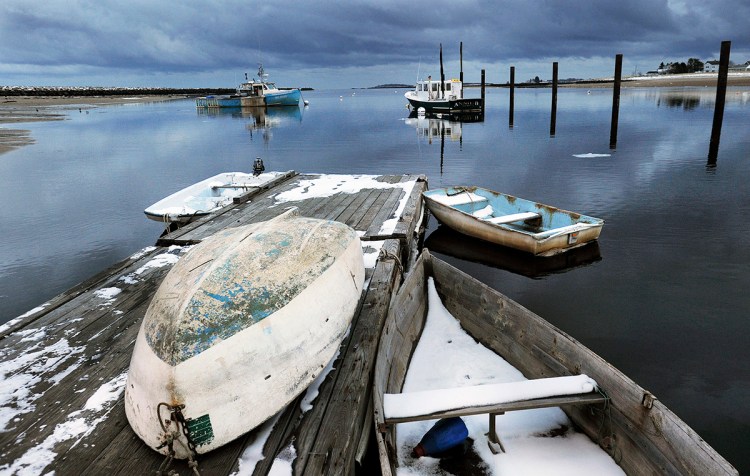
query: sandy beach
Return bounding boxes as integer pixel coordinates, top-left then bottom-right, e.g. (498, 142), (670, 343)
(0, 95), (189, 154)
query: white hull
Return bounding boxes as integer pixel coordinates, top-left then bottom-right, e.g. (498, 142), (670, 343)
(144, 171), (285, 223)
(125, 210), (365, 458)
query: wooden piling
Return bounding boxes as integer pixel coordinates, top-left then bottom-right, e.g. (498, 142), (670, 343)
(509, 66), (515, 128)
(610, 54), (623, 149)
(708, 41), (731, 165)
(481, 69), (486, 110)
(550, 62), (558, 136)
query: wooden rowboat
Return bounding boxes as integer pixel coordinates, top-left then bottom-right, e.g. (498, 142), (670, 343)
(422, 186), (604, 256)
(373, 250), (737, 475)
(125, 208), (365, 459)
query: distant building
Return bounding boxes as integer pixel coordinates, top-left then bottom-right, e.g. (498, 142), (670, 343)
(703, 61), (720, 73)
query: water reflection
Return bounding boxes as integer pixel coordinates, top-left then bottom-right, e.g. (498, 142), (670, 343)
(625, 88), (750, 109)
(425, 225), (602, 279)
(197, 106), (303, 143)
(404, 114), (464, 143)
(2, 89), (750, 473)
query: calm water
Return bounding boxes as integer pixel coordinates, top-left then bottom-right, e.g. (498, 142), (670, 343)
(1, 87), (749, 472)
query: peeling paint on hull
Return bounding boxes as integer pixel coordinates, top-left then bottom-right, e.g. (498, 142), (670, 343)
(124, 209), (365, 458)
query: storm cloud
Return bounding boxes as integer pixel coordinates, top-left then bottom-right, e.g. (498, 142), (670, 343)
(1, 0), (748, 88)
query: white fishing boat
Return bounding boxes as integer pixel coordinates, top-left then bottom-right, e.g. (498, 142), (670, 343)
(404, 77), (482, 115)
(404, 44), (483, 116)
(422, 186), (604, 256)
(144, 171), (286, 223)
(124, 208), (365, 459)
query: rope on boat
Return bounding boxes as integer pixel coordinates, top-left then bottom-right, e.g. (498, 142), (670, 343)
(377, 247), (403, 276)
(593, 386), (621, 464)
(155, 402), (201, 476)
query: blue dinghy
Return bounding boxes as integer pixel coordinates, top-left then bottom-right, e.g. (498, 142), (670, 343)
(423, 186), (604, 256)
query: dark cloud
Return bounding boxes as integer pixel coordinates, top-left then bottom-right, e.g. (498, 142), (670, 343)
(1, 0), (748, 87)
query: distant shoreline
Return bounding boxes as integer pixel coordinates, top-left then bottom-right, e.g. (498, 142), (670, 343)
(3, 74), (750, 154)
(569, 72), (750, 88)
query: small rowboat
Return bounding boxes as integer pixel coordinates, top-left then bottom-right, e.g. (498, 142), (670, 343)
(144, 171), (286, 223)
(125, 208), (365, 459)
(373, 250), (737, 475)
(422, 186), (604, 256)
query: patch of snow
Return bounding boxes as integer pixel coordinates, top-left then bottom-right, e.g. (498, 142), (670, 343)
(393, 278), (624, 475)
(0, 339), (85, 432)
(0, 373), (127, 475)
(573, 153), (611, 158)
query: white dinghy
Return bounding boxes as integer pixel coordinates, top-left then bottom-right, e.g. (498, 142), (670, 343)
(124, 208), (365, 459)
(144, 171), (287, 223)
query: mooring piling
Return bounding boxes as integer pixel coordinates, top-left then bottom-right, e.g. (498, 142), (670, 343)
(481, 69), (486, 111)
(610, 54), (623, 149)
(708, 40), (731, 166)
(509, 66), (515, 128)
(550, 62), (558, 136)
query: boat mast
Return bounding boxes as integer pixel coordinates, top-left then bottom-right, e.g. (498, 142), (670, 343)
(460, 41), (463, 98)
(439, 43), (445, 100)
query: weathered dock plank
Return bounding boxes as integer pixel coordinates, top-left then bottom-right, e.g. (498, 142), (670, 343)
(0, 172), (427, 475)
(299, 239), (403, 475)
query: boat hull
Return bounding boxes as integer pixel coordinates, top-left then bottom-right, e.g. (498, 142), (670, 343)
(125, 210), (365, 458)
(405, 92), (483, 114)
(373, 251), (738, 475)
(196, 89), (300, 108)
(423, 186), (604, 256)
(264, 88), (301, 106)
(195, 96), (241, 108)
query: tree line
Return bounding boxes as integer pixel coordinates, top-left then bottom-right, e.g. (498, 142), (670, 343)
(659, 58), (705, 74)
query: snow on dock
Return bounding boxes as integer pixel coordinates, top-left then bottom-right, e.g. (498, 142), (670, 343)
(0, 171), (426, 475)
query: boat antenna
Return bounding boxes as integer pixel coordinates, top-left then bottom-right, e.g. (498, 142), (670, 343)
(416, 57), (421, 83)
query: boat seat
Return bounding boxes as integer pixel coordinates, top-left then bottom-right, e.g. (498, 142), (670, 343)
(429, 192), (488, 206)
(472, 205), (494, 218)
(533, 222), (598, 240)
(382, 375), (607, 454)
(484, 212), (541, 225)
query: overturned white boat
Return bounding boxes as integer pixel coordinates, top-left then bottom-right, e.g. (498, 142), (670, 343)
(144, 171), (286, 223)
(124, 209), (365, 459)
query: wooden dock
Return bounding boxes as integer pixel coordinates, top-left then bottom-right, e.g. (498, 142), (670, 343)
(0, 172), (427, 475)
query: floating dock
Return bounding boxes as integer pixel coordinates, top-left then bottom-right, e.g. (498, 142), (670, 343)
(0, 172), (427, 475)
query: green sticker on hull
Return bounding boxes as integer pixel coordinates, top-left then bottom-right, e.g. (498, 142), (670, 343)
(186, 413), (214, 447)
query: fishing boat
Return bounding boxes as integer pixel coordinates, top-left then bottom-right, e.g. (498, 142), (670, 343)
(404, 77), (482, 115)
(373, 250), (738, 475)
(196, 64), (301, 108)
(125, 208), (365, 459)
(144, 170), (288, 223)
(404, 44), (483, 116)
(422, 186), (604, 256)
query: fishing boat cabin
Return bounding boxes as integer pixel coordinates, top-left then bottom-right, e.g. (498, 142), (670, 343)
(405, 75), (482, 116)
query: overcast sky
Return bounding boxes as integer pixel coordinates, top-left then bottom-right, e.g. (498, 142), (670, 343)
(1, 0), (748, 89)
